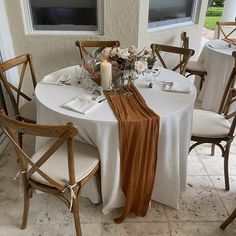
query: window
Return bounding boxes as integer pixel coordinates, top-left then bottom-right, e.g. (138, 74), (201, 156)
(148, 0), (197, 28)
(27, 0), (99, 31)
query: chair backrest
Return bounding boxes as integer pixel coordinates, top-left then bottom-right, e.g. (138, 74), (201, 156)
(0, 108), (78, 191)
(218, 51), (236, 136)
(180, 31), (189, 49)
(151, 43), (195, 75)
(75, 40), (120, 62)
(0, 54), (37, 117)
(216, 21), (236, 40)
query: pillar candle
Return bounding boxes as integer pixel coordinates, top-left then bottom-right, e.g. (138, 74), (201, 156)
(100, 60), (112, 90)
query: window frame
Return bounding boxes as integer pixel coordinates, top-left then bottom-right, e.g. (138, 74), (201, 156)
(148, 0), (199, 30)
(20, 0), (103, 35)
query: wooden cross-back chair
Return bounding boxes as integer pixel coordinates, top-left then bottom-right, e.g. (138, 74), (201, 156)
(0, 54), (37, 147)
(220, 208), (236, 230)
(216, 21), (236, 40)
(0, 108), (100, 236)
(181, 31), (207, 91)
(75, 40), (120, 62)
(150, 43), (195, 75)
(189, 51), (236, 191)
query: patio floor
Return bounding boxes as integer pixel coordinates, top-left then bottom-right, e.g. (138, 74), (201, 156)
(0, 132), (236, 235)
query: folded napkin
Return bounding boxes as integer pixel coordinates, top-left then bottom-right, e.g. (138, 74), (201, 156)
(163, 82), (192, 94)
(40, 74), (72, 85)
(62, 95), (100, 114)
(207, 40), (229, 49)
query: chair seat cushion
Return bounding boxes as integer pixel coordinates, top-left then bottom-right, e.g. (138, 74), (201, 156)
(187, 61), (206, 73)
(192, 109), (231, 138)
(29, 140), (99, 187)
(19, 99), (36, 122)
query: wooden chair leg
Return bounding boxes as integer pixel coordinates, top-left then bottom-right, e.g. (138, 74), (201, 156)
(220, 208), (236, 229)
(18, 132), (23, 149)
(73, 196), (82, 236)
(224, 149), (230, 191)
(211, 144), (215, 156)
(21, 179), (30, 229)
(95, 167), (101, 198)
(199, 75), (205, 91)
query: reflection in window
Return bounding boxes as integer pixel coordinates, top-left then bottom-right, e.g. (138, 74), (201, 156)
(28, 0), (98, 31)
(149, 0), (196, 28)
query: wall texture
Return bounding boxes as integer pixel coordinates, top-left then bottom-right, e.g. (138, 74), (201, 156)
(3, 0), (208, 94)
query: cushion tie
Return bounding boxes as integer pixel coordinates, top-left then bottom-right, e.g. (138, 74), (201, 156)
(13, 170), (27, 197)
(13, 170), (27, 181)
(62, 182), (77, 211)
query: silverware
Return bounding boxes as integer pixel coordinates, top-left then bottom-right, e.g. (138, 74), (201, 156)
(59, 77), (71, 85)
(91, 95), (98, 101)
(149, 83), (153, 88)
(98, 98), (106, 103)
(60, 81), (71, 85)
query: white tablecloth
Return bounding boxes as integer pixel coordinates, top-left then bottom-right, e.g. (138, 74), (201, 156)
(199, 39), (236, 112)
(35, 66), (196, 214)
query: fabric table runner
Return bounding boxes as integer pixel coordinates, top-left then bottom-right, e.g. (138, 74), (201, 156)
(105, 84), (160, 223)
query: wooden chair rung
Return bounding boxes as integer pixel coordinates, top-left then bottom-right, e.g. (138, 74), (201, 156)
(75, 40), (120, 62)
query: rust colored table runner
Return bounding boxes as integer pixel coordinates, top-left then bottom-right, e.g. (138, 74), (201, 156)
(104, 84), (160, 223)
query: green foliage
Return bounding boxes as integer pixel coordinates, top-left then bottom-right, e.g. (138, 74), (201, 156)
(204, 16), (222, 30)
(206, 7), (223, 16)
(211, 0), (225, 7)
(204, 6), (223, 30)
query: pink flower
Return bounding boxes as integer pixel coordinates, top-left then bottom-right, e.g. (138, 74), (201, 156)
(101, 47), (111, 59)
(129, 45), (138, 54)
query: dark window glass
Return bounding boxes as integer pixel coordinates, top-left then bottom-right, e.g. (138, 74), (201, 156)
(28, 0), (98, 31)
(149, 0), (196, 28)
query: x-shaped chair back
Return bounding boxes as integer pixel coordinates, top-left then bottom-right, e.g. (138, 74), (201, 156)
(216, 21), (236, 40)
(0, 108), (78, 191)
(75, 40), (120, 62)
(151, 43), (194, 75)
(0, 54), (37, 122)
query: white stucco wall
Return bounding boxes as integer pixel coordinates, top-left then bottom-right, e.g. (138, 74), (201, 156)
(3, 0), (208, 94)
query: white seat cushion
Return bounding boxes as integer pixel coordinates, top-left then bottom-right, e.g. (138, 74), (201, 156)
(19, 99), (36, 121)
(192, 109), (231, 138)
(29, 140), (99, 187)
(187, 61), (206, 72)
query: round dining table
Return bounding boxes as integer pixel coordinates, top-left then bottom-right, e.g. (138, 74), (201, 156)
(35, 66), (196, 214)
(198, 39), (236, 112)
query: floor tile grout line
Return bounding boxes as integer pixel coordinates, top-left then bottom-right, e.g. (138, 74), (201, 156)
(163, 203), (172, 236)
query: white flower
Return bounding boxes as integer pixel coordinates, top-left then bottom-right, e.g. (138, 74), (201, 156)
(134, 60), (148, 73)
(116, 48), (130, 59)
(110, 47), (118, 57)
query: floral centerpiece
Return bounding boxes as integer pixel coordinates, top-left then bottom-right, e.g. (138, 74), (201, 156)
(96, 45), (155, 73)
(83, 45), (156, 89)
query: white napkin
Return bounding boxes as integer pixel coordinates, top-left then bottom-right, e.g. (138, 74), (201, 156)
(163, 82), (192, 94)
(62, 95), (100, 114)
(40, 74), (72, 85)
(207, 40), (229, 49)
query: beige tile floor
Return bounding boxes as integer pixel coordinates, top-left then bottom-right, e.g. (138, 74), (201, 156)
(0, 135), (236, 236)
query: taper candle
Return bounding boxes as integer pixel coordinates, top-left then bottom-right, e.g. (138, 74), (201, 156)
(100, 60), (112, 90)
